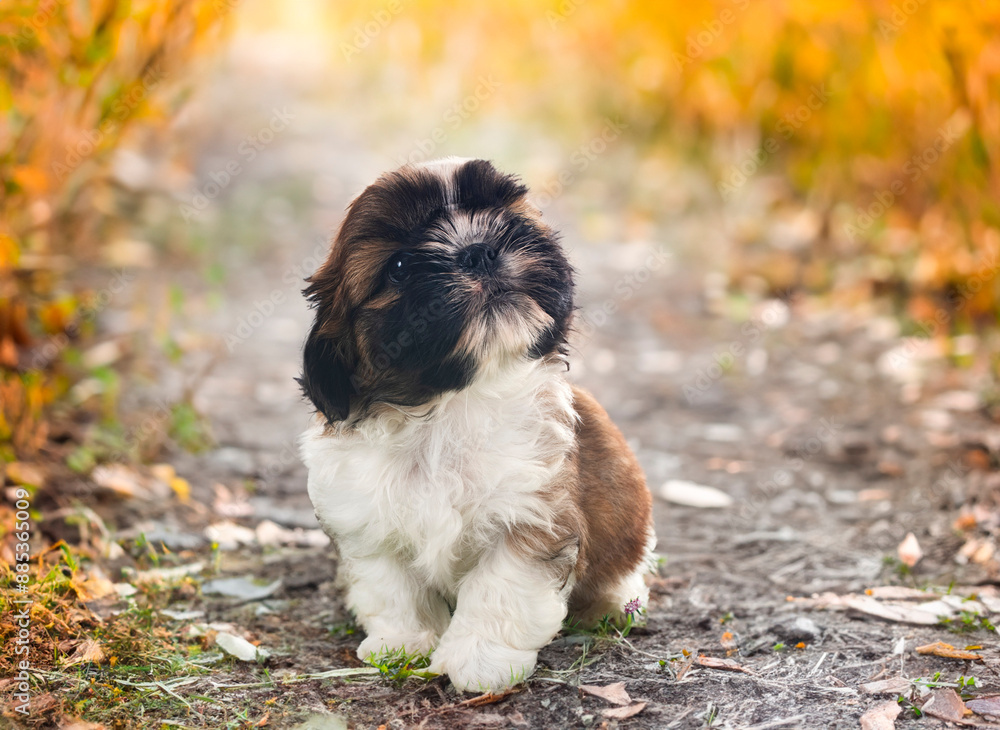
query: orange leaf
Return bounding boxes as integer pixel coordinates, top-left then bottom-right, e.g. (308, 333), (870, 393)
(915, 641), (982, 661)
(11, 165), (49, 194)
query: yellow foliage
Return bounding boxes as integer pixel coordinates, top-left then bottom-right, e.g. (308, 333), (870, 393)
(326, 0), (1000, 321)
(0, 0), (226, 454)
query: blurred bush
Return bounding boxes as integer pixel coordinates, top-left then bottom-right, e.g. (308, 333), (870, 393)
(328, 0), (999, 329)
(0, 0), (225, 455)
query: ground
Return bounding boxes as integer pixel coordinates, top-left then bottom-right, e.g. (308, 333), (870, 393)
(78, 240), (1000, 730)
(9, 52), (1000, 730)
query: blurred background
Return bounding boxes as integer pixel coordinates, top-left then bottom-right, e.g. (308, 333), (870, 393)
(3, 0), (999, 456)
(3, 0), (1000, 725)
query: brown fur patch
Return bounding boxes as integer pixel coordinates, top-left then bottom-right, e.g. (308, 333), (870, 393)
(565, 385), (653, 623)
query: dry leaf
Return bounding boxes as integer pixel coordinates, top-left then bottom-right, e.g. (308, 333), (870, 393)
(954, 512), (978, 531)
(959, 538), (988, 565)
(659, 480), (733, 508)
(204, 521), (256, 550)
(579, 682), (631, 706)
(972, 541), (995, 565)
(674, 653), (696, 681)
(860, 678), (911, 695)
(6, 462), (46, 487)
(860, 700), (901, 730)
(135, 562), (204, 583)
(202, 576), (282, 601)
(922, 688), (967, 722)
(914, 641), (982, 660)
(865, 586), (939, 601)
(842, 595), (939, 625)
(967, 696), (1000, 719)
(71, 571), (116, 602)
(876, 461), (904, 477)
(935, 391), (980, 412)
(215, 631), (269, 662)
(150, 463), (176, 482)
(601, 702), (647, 720)
(57, 716), (105, 730)
(859, 488), (892, 501)
(92, 464), (150, 499)
(696, 655), (751, 673)
(169, 476), (191, 503)
(63, 640), (105, 667)
(897, 532), (922, 567)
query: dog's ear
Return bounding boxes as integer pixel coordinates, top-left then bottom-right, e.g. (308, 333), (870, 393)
(298, 321), (355, 423)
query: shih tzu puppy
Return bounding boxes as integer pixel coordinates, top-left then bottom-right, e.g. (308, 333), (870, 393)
(298, 158), (655, 692)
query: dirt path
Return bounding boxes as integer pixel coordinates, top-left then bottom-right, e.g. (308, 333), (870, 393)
(163, 245), (1000, 729)
(96, 58), (1000, 730)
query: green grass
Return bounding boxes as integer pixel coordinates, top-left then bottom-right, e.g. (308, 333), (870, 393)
(563, 604), (644, 641)
(169, 401), (214, 453)
(328, 619), (359, 638)
(365, 647), (436, 683)
(938, 610), (997, 635)
(555, 607), (647, 676)
(0, 542), (225, 727)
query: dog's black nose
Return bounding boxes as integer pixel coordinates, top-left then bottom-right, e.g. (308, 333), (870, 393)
(459, 243), (498, 275)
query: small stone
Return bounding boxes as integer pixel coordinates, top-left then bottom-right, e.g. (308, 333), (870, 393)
(770, 616), (822, 643)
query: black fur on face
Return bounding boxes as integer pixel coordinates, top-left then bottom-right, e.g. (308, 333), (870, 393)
(299, 158), (574, 424)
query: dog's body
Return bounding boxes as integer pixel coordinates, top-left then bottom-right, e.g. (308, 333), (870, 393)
(299, 158), (655, 691)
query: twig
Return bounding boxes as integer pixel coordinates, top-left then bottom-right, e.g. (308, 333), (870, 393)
(531, 675), (573, 685)
(294, 667), (382, 681)
(757, 658), (782, 673)
(613, 631), (663, 661)
(154, 680), (201, 716)
(809, 652), (828, 676)
(209, 666), (381, 690)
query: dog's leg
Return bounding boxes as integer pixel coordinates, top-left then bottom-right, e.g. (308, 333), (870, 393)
(345, 553), (450, 661)
(428, 534), (573, 692)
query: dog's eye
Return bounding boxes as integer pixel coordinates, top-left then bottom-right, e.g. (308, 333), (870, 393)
(386, 252), (413, 285)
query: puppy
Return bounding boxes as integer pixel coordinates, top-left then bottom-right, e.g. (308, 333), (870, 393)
(299, 158), (655, 692)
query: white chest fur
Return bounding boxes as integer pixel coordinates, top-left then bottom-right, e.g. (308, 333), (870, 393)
(299, 361), (576, 596)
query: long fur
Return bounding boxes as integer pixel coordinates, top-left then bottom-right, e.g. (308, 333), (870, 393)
(299, 157), (655, 692)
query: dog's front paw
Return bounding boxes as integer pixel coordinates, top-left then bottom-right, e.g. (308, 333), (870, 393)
(429, 634), (537, 692)
(357, 630), (438, 663)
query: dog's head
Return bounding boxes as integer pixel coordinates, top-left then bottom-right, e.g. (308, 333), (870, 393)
(299, 158), (574, 424)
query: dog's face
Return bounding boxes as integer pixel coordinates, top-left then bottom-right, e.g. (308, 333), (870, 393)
(300, 158), (574, 423)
